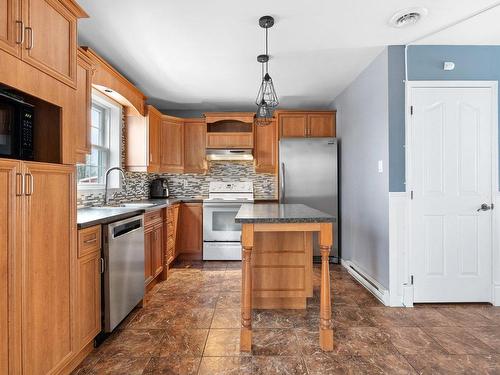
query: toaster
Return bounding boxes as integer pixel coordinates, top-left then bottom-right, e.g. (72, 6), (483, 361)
(150, 178), (170, 198)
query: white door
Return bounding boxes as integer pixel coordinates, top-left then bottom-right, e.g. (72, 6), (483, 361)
(409, 84), (495, 303)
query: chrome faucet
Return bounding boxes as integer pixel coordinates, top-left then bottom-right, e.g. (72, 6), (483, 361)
(104, 166), (125, 205)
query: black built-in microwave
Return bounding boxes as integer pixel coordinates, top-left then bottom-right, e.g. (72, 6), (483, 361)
(0, 90), (34, 160)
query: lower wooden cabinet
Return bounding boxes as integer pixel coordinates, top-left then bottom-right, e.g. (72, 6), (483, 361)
(76, 225), (101, 350)
(165, 203), (180, 267)
(144, 209), (164, 287)
(177, 203), (203, 260)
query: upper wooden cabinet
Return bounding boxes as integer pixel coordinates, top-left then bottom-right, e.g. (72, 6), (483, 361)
(160, 116), (184, 173)
(73, 48), (93, 164)
(0, 0), (21, 57)
(21, 0), (86, 87)
(278, 111), (336, 138)
(125, 105), (162, 172)
(184, 118), (207, 173)
(254, 118), (277, 174)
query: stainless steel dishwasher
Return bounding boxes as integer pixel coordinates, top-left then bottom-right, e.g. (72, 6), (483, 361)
(102, 215), (145, 332)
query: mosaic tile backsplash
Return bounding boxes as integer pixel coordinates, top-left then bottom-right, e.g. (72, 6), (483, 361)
(77, 161), (277, 207)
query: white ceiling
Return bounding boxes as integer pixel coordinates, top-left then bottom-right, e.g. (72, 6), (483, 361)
(77, 0), (500, 112)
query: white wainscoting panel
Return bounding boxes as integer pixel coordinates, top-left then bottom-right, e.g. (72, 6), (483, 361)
(389, 192), (410, 307)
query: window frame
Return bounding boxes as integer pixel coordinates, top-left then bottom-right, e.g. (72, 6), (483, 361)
(77, 90), (122, 192)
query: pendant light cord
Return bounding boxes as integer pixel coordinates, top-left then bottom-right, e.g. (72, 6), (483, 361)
(265, 27), (269, 73)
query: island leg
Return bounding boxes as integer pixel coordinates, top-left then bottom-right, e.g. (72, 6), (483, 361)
(319, 223), (334, 351)
(240, 224), (254, 352)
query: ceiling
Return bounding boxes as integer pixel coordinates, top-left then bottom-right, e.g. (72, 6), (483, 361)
(77, 0), (500, 112)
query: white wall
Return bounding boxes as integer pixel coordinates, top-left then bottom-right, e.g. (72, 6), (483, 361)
(332, 48), (390, 289)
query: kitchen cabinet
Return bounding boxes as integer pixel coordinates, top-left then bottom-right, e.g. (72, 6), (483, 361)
(0, 0), (21, 57)
(206, 132), (253, 149)
(254, 118), (277, 174)
(21, 161), (76, 375)
(164, 203), (180, 269)
(177, 203), (203, 260)
(144, 209), (164, 287)
(0, 159), (21, 374)
(125, 105), (163, 172)
(184, 118), (207, 173)
(160, 116), (184, 172)
(21, 0), (86, 87)
(278, 111), (336, 138)
(73, 47), (93, 164)
(76, 225), (101, 350)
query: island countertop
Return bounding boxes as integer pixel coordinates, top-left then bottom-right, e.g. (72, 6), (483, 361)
(235, 203), (335, 224)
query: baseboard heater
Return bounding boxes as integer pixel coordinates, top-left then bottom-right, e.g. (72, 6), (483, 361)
(341, 260), (390, 305)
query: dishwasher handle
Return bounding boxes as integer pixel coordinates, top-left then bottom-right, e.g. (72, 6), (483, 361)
(111, 218), (143, 239)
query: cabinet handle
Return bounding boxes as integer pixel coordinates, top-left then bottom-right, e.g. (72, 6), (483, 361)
(15, 21), (24, 44)
(25, 173), (33, 196)
(100, 258), (105, 274)
(84, 238), (97, 244)
(25, 27), (34, 50)
(16, 173), (24, 196)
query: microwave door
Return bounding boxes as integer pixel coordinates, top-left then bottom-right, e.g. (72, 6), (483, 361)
(0, 103), (13, 156)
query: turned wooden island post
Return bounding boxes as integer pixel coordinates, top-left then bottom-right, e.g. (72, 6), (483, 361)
(235, 203), (335, 352)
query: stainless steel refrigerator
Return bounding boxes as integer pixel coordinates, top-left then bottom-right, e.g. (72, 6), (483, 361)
(279, 138), (338, 261)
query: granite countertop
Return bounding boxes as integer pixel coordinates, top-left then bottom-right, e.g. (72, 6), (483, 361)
(77, 196), (205, 229)
(235, 203), (335, 224)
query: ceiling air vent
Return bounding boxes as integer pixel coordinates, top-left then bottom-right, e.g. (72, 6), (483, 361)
(389, 8), (428, 28)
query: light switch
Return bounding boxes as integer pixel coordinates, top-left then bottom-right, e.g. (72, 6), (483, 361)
(378, 160), (383, 173)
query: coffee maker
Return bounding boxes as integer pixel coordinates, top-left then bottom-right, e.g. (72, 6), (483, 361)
(149, 178), (170, 198)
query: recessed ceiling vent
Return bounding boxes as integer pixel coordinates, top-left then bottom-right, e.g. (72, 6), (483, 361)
(389, 8), (428, 28)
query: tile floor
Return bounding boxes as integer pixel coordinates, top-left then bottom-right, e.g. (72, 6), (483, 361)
(73, 262), (500, 374)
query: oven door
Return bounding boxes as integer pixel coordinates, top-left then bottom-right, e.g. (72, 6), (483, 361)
(203, 203), (242, 242)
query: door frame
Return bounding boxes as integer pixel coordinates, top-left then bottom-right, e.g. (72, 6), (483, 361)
(405, 80), (499, 306)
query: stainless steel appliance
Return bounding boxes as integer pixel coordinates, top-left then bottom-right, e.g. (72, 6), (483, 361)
(0, 90), (34, 160)
(279, 138), (338, 260)
(203, 181), (254, 260)
(102, 215), (145, 332)
(150, 177), (170, 198)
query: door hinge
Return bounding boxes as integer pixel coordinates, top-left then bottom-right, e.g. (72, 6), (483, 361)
(410, 106), (414, 115)
(410, 190), (414, 200)
(410, 275), (414, 285)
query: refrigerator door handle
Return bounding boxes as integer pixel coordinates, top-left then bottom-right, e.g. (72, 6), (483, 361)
(280, 162), (285, 203)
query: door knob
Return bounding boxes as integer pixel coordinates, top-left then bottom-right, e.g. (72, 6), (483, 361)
(477, 203), (494, 212)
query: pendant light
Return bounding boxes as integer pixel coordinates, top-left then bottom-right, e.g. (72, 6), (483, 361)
(255, 15), (278, 126)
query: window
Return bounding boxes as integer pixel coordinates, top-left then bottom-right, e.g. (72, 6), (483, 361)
(77, 91), (122, 190)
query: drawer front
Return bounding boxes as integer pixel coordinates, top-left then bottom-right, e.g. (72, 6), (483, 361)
(78, 225), (101, 258)
(145, 209), (163, 227)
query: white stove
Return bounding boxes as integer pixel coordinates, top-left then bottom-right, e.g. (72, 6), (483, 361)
(203, 182), (254, 260)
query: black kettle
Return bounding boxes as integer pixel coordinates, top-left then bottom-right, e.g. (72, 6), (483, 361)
(150, 178), (170, 198)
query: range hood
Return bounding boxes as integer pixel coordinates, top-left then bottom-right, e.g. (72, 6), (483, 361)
(206, 149), (253, 161)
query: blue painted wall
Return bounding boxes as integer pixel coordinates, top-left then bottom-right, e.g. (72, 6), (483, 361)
(388, 45), (500, 192)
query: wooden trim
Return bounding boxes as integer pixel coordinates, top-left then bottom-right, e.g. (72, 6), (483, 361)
(60, 0), (89, 18)
(204, 112), (255, 123)
(253, 223), (322, 232)
(56, 340), (94, 375)
(81, 47), (147, 116)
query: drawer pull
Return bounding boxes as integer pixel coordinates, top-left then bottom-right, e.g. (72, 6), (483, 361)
(84, 238), (97, 244)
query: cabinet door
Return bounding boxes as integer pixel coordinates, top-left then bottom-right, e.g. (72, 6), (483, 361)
(144, 229), (153, 286)
(22, 0), (77, 87)
(177, 203), (202, 259)
(76, 251), (100, 348)
(280, 114), (307, 138)
(184, 119), (206, 173)
(160, 119), (184, 172)
(0, 0), (21, 56)
(0, 159), (22, 374)
(148, 107), (161, 172)
(254, 119), (277, 173)
(308, 113), (335, 137)
(22, 162), (76, 375)
(152, 224), (163, 277)
(74, 49), (93, 163)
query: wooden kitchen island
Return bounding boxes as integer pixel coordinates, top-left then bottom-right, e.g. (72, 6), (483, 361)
(235, 203), (335, 352)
